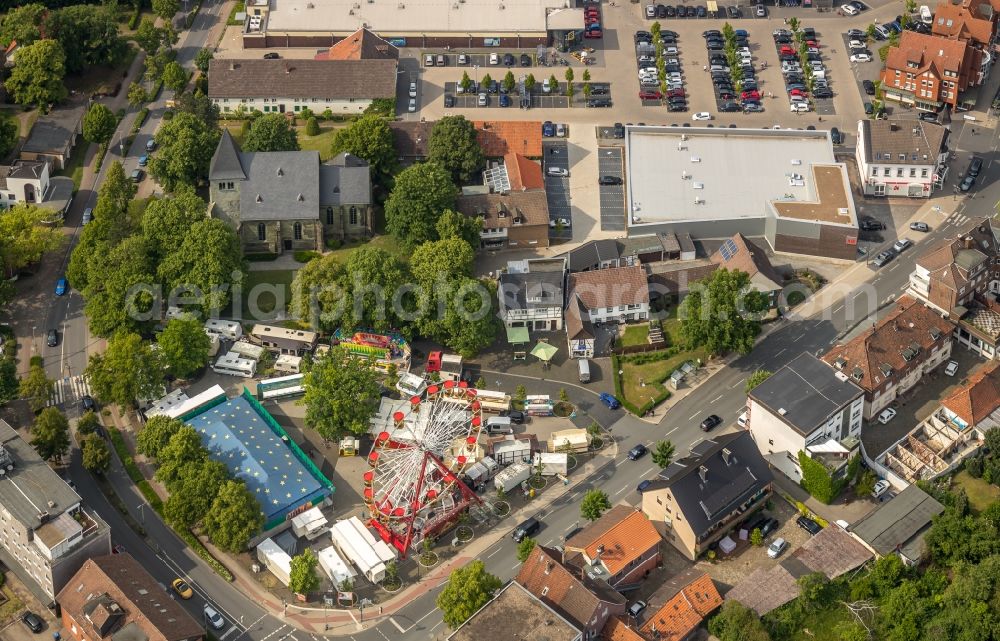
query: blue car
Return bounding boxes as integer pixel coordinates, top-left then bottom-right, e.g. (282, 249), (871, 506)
(499, 94), (510, 107)
(542, 121), (555, 137)
(637, 479), (652, 493)
(599, 392), (621, 409)
(138, 154), (149, 167)
(55, 277), (68, 296)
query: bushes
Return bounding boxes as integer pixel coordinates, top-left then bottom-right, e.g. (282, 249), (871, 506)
(293, 250), (320, 263)
(305, 116), (320, 136)
(798, 451), (849, 504)
(128, 8), (142, 29)
(132, 108), (149, 134)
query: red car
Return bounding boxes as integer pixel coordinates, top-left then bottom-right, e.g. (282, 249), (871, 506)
(638, 90), (662, 100)
(806, 40), (818, 47)
(741, 90), (761, 101)
(788, 88), (806, 97)
(666, 88), (685, 98)
(585, 9), (599, 17)
(780, 46), (794, 55)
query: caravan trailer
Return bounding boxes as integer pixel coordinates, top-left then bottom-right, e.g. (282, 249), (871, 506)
(204, 319), (243, 341)
(212, 352), (257, 378)
(274, 354), (302, 374)
(475, 389), (512, 413)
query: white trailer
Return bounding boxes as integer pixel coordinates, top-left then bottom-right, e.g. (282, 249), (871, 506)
(230, 340), (267, 361)
(493, 438), (534, 466)
(274, 354), (302, 374)
(464, 456), (500, 487)
(439, 354), (463, 382)
(494, 461), (532, 493)
(329, 517), (396, 583)
(475, 389), (511, 413)
(212, 352), (257, 378)
(256, 538), (292, 586)
(396, 372), (427, 398)
(532, 452), (569, 476)
(204, 318), (243, 341)
(317, 545), (357, 587)
(291, 506), (329, 541)
(550, 428), (589, 454)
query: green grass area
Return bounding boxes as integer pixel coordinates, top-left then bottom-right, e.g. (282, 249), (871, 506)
(242, 269), (295, 320)
(660, 305), (684, 347)
(325, 233), (409, 264)
(227, 0), (246, 24)
(618, 324), (649, 348)
(953, 470), (1000, 513)
(58, 140), (91, 190)
(298, 125), (343, 160)
(620, 347), (707, 409)
(0, 584), (23, 622)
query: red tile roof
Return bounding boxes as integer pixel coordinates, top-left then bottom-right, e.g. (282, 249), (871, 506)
(638, 573), (722, 641)
(314, 28), (399, 60)
(942, 361), (1000, 426)
(709, 234), (783, 291)
(821, 295), (955, 394)
(473, 121), (543, 157)
(931, 3), (994, 44)
(505, 152), (545, 190)
(882, 32), (969, 100)
(568, 265), (650, 310)
(564, 506), (660, 577)
(602, 616), (647, 641)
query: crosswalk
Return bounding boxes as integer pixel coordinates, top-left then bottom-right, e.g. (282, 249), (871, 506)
(946, 212), (970, 227)
(46, 375), (93, 408)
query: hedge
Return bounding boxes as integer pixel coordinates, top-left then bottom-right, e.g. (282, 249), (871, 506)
(798, 451), (848, 504)
(131, 108), (149, 134)
(109, 427), (143, 483)
(95, 142), (109, 172)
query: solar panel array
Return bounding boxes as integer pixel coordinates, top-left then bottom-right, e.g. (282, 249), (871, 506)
(720, 238), (739, 261)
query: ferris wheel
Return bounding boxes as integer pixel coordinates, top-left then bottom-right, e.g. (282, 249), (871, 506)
(364, 380), (483, 556)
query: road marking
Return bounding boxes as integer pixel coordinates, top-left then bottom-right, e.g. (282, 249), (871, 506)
(486, 547), (502, 559)
(389, 618), (406, 634)
(642, 467), (655, 476)
(792, 334), (803, 342)
(775, 348), (786, 357)
(711, 395), (723, 402)
(566, 523), (580, 532)
(614, 486), (627, 496)
(666, 426), (679, 436)
(688, 412), (699, 420)
(220, 626), (240, 640)
(731, 379), (745, 389)
(512, 563), (521, 570)
(374, 628), (391, 641)
(430, 621), (443, 632)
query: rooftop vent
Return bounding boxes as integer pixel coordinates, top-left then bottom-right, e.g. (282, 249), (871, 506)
(778, 408), (787, 415)
(296, 193), (304, 202)
(0, 444), (14, 474)
(698, 465), (708, 482)
(721, 448), (734, 465)
(276, 167), (284, 176)
(46, 500), (55, 509)
(255, 194), (263, 203)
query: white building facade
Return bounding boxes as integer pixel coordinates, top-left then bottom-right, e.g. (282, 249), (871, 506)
(855, 120), (949, 198)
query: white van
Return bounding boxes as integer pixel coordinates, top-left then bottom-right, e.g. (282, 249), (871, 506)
(919, 5), (932, 24)
(486, 416), (514, 435)
(578, 359), (591, 383)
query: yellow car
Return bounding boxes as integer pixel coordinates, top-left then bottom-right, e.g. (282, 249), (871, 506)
(171, 578), (193, 599)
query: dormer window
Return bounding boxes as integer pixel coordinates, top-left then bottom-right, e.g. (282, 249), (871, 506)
(256, 194), (263, 203)
(297, 193), (304, 202)
(276, 167), (284, 176)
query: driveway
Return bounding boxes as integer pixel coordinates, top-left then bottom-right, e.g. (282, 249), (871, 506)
(543, 139), (572, 239)
(597, 147), (626, 231)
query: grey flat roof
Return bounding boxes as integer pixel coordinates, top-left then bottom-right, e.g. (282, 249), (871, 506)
(850, 485), (944, 556)
(624, 126), (856, 229)
(22, 105), (85, 155)
(0, 420), (81, 529)
(749, 352), (864, 436)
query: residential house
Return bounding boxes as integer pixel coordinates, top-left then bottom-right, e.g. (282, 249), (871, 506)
(0, 160), (73, 218)
(498, 258), (566, 332)
(20, 105), (85, 170)
(565, 234), (695, 273)
(389, 121), (433, 163)
(389, 120), (543, 164)
(879, 31), (980, 111)
(455, 190), (549, 250)
(855, 120), (949, 198)
(0, 420), (111, 601)
(516, 545), (626, 640)
(931, 0), (996, 84)
(565, 294), (595, 359)
(313, 27), (399, 60)
(746, 352), (865, 483)
(504, 152), (545, 191)
(849, 484), (945, 565)
(640, 431), (773, 561)
(250, 324), (318, 354)
(821, 295), (955, 420)
(637, 570), (723, 641)
(57, 554), (204, 641)
(209, 131), (373, 254)
(207, 59), (397, 115)
(447, 581), (582, 641)
(709, 234), (784, 306)
(561, 505), (661, 591)
(566, 265), (650, 326)
(878, 361), (996, 482)
(566, 239), (622, 272)
(907, 218), (1000, 317)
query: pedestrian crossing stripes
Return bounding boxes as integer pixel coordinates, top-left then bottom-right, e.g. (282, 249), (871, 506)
(46, 375), (92, 408)
(948, 213), (969, 226)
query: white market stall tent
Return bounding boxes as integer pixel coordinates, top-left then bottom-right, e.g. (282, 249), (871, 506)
(317, 545), (357, 587)
(329, 517), (397, 583)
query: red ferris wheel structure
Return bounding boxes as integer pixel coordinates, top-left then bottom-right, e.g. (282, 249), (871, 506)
(363, 381), (483, 557)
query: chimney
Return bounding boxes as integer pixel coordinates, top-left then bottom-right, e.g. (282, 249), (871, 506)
(230, 62), (237, 70)
(890, 123), (899, 132)
(965, 236), (974, 249)
(698, 465), (708, 482)
(721, 448), (733, 465)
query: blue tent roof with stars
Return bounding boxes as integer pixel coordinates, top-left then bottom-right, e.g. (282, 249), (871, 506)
(185, 394), (329, 522)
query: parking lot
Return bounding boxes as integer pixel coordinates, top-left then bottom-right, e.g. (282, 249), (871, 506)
(421, 51), (539, 69)
(543, 139), (573, 238)
(598, 147), (626, 231)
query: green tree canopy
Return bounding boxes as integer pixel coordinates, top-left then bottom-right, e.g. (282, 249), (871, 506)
(149, 112), (221, 191)
(164, 459), (229, 529)
(158, 318), (212, 379)
(679, 268), (769, 355)
(242, 114), (300, 152)
(651, 440), (675, 469)
(155, 425), (208, 489)
(0, 204), (66, 273)
(68, 163), (136, 293)
(303, 346), (380, 440)
(289, 548), (321, 595)
(157, 218), (245, 315)
(152, 0), (181, 20)
(385, 162), (458, 247)
(76, 410), (100, 436)
(288, 254), (348, 330)
(204, 479), (264, 552)
(174, 90), (220, 129)
(18, 362), (52, 413)
(0, 4), (45, 48)
(137, 415), (185, 459)
(708, 601), (772, 641)
(0, 115), (19, 160)
(428, 116), (486, 184)
(517, 537), (536, 562)
(140, 187), (210, 261)
(81, 433), (111, 474)
(161, 61), (188, 93)
(330, 114), (397, 187)
(435, 208), (482, 249)
(83, 103), (118, 145)
(43, 5), (126, 73)
(436, 560), (502, 629)
(745, 369), (773, 393)
(81, 235), (157, 337)
(581, 489), (611, 521)
(410, 238), (475, 285)
(31, 407), (70, 463)
(134, 18), (170, 54)
(343, 246), (405, 330)
(85, 331), (165, 408)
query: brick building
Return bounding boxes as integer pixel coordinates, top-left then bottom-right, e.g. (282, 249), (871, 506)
(561, 505), (661, 591)
(879, 31), (981, 111)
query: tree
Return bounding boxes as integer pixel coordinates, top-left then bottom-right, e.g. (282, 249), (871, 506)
(502, 70), (516, 94)
(515, 385), (527, 401)
(798, 451), (845, 504)
(67, 163), (135, 290)
(155, 426), (207, 489)
(708, 601), (772, 641)
(137, 415), (185, 459)
(83, 103), (117, 146)
(305, 116), (320, 136)
(204, 480), (263, 552)
(436, 208), (481, 249)
(174, 91), (220, 129)
(85, 332), (165, 408)
(81, 235), (156, 337)
(517, 537), (536, 562)
(330, 114), (396, 187)
(384, 162), (458, 246)
(164, 459), (228, 528)
(162, 61), (188, 94)
(127, 82), (148, 108)
(0, 359), (16, 406)
(0, 4), (46, 49)
(140, 187), (210, 260)
(559, 388), (569, 402)
(582, 69), (591, 83)
(0, 115), (18, 161)
(0, 204), (65, 274)
(43, 5), (126, 74)
(564, 67), (574, 97)
(428, 116), (485, 183)
(289, 548), (321, 595)
(855, 469), (877, 497)
(194, 47), (214, 73)
(480, 73), (493, 91)
(343, 246), (405, 330)
(745, 370), (773, 393)
(750, 528), (763, 546)
(81, 434), (111, 474)
(436, 560), (502, 629)
(148, 112), (221, 191)
(475, 376), (486, 389)
(134, 19), (169, 54)
(581, 489), (611, 521)
(152, 0), (181, 20)
(303, 347), (380, 440)
(6, 39), (67, 107)
(679, 268), (769, 355)
(158, 318), (212, 379)
(411, 238), (475, 284)
(157, 218), (245, 315)
(19, 363), (52, 413)
(289, 254), (348, 330)
(31, 407), (70, 463)
(77, 411), (100, 436)
(525, 74), (536, 93)
(242, 114), (300, 152)
(652, 440), (676, 469)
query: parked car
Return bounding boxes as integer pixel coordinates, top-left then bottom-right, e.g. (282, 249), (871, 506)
(872, 480), (891, 498)
(830, 127), (843, 144)
(637, 479), (652, 493)
(425, 54), (435, 66)
(692, 112), (712, 121)
(700, 414), (722, 431)
(945, 360), (960, 376)
(511, 517), (540, 542)
(204, 605), (226, 630)
(599, 175), (623, 185)
(458, 53), (469, 65)
(443, 95), (454, 108)
(628, 600), (648, 618)
(171, 578), (194, 599)
(960, 174), (976, 192)
(910, 221), (930, 232)
(599, 392), (621, 409)
(21, 612), (43, 634)
(969, 156), (984, 177)
(628, 444), (648, 460)
(918, 111), (938, 122)
(638, 89), (662, 100)
(877, 407), (897, 424)
(748, 516), (779, 537)
(892, 238), (913, 252)
(130, 169), (144, 182)
(145, 139), (156, 152)
(549, 217), (571, 228)
(55, 277), (68, 296)
(263, 52), (280, 59)
(850, 52), (872, 62)
(872, 250), (895, 268)
(797, 516), (822, 535)
(503, 53), (515, 66)
(859, 216), (884, 231)
(489, 52), (499, 65)
(863, 79), (876, 95)
(46, 328), (58, 347)
(767, 537), (788, 558)
(81, 395), (96, 412)
(408, 97), (418, 112)
(547, 167), (569, 177)
(542, 121), (555, 137)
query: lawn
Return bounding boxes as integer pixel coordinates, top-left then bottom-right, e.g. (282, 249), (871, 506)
(324, 234), (409, 264)
(619, 347), (708, 409)
(618, 324), (649, 348)
(58, 139), (91, 190)
(242, 269), (295, 321)
(660, 305), (684, 347)
(222, 122), (345, 161)
(953, 470), (1000, 513)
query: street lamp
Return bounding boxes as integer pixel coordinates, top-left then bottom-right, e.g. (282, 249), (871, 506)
(474, 64), (480, 90)
(118, 137), (125, 157)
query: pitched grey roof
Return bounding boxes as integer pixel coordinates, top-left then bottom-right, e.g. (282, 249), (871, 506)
(0, 420), (81, 529)
(566, 239), (621, 272)
(208, 59), (398, 100)
(210, 130), (247, 181)
(499, 271), (565, 311)
(319, 153), (371, 206)
(749, 352), (864, 437)
(860, 120), (948, 165)
(647, 431), (772, 538)
(850, 484), (944, 556)
(238, 151), (320, 221)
